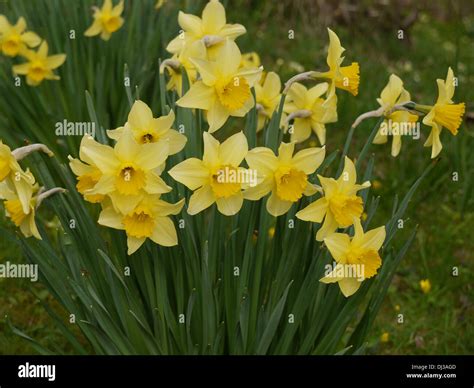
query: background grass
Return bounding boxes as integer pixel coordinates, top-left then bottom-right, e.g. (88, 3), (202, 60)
(0, 0), (472, 354)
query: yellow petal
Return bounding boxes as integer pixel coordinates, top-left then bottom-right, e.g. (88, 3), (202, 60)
(315, 211), (338, 241)
(291, 119), (311, 143)
(291, 146), (325, 174)
(266, 191), (292, 216)
(188, 184), (215, 215)
(219, 131), (248, 166)
(135, 142), (169, 170)
(219, 23), (246, 40)
(145, 172), (172, 194)
(380, 74), (403, 107)
(45, 54), (66, 70)
(202, 131), (220, 166)
(178, 11), (202, 36)
(168, 158), (209, 190)
(263, 72), (281, 99)
(326, 28), (344, 70)
(128, 100), (154, 130)
(165, 130), (187, 155)
(215, 39), (241, 79)
(216, 192), (243, 216)
(84, 19), (103, 37)
(127, 236), (146, 255)
(245, 147), (278, 175)
(296, 197), (327, 223)
(189, 57), (218, 86)
(243, 177), (273, 200)
(154, 198), (185, 216)
(150, 216), (178, 246)
(81, 136), (119, 174)
(177, 81), (215, 110)
(202, 0), (226, 33)
(207, 101), (230, 133)
(21, 31), (41, 47)
(98, 207), (124, 230)
(324, 233), (350, 263)
(277, 142), (295, 163)
(338, 277), (361, 297)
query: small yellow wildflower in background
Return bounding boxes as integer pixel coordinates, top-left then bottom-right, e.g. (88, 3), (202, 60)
(321, 218), (386, 297)
(12, 41), (66, 86)
(420, 279), (431, 294)
(176, 39), (262, 133)
(99, 194), (184, 255)
(244, 142), (325, 217)
(240, 52), (261, 69)
(421, 67), (465, 158)
(312, 28), (360, 96)
(169, 132), (248, 216)
(296, 157), (370, 241)
(380, 332), (390, 343)
(155, 0), (167, 10)
(0, 15), (41, 57)
(373, 74), (419, 157)
(166, 0), (246, 57)
(107, 100), (186, 155)
(284, 82), (337, 144)
(254, 71), (282, 131)
(85, 0), (124, 41)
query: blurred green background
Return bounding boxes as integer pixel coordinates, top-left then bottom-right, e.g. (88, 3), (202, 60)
(0, 0), (473, 354)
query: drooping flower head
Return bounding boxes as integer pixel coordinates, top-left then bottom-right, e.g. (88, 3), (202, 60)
(169, 132), (248, 216)
(166, 0), (246, 58)
(320, 218), (386, 297)
(312, 28), (360, 96)
(284, 82), (337, 144)
(422, 67), (465, 158)
(107, 100), (187, 155)
(99, 194), (184, 255)
(373, 74), (419, 157)
(244, 142), (325, 217)
(84, 0), (124, 41)
(296, 156), (370, 241)
(0, 15), (41, 57)
(12, 41), (66, 86)
(176, 39), (262, 133)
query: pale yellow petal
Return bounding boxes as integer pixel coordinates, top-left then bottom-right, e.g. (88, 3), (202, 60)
(266, 191), (292, 216)
(219, 131), (248, 166)
(168, 158), (209, 190)
(150, 216), (178, 246)
(207, 101), (230, 133)
(291, 146), (325, 174)
(202, 0), (226, 33)
(127, 236), (146, 255)
(98, 207), (124, 230)
(245, 147), (278, 175)
(188, 184), (215, 215)
(216, 193), (243, 216)
(296, 197), (328, 223)
(324, 233), (351, 263)
(338, 277), (361, 297)
(177, 81), (215, 110)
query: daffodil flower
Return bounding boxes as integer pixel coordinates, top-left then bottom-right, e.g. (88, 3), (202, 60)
(79, 130), (171, 214)
(254, 72), (283, 131)
(168, 132), (248, 216)
(0, 141), (53, 213)
(372, 74), (419, 157)
(296, 156), (370, 241)
(0, 15), (41, 57)
(69, 154), (104, 204)
(0, 178), (65, 240)
(107, 100), (187, 155)
(12, 41), (66, 86)
(421, 67), (465, 158)
(240, 52), (261, 69)
(99, 194), (184, 255)
(320, 218), (386, 297)
(166, 0), (246, 58)
(311, 28), (360, 96)
(243, 142), (325, 217)
(177, 40), (262, 133)
(84, 0), (124, 41)
(284, 82), (337, 144)
(160, 40), (207, 96)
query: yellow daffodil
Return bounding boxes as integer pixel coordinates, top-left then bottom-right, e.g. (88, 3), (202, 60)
(284, 82), (337, 144)
(296, 156), (370, 241)
(419, 279), (431, 294)
(78, 130), (170, 214)
(421, 68), (465, 158)
(372, 74), (419, 157)
(176, 39), (262, 133)
(240, 52), (261, 69)
(0, 141), (53, 213)
(166, 0), (246, 57)
(160, 40), (207, 96)
(107, 100), (187, 155)
(99, 194), (184, 255)
(254, 71), (282, 131)
(69, 155), (104, 204)
(0, 15), (41, 57)
(12, 41), (66, 86)
(320, 218), (386, 297)
(84, 0), (124, 41)
(312, 28), (360, 96)
(0, 177), (65, 240)
(243, 142), (325, 217)
(169, 132), (248, 216)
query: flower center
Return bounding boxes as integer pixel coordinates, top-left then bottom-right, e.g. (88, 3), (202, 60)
(116, 166), (146, 195)
(29, 63), (47, 82)
(216, 77), (251, 111)
(102, 14), (121, 33)
(139, 132), (158, 144)
(210, 165), (241, 198)
(328, 192), (363, 227)
(434, 103), (465, 135)
(275, 167), (307, 202)
(4, 199), (28, 226)
(123, 207), (155, 238)
(335, 62), (360, 96)
(345, 248), (381, 279)
(2, 36), (21, 56)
